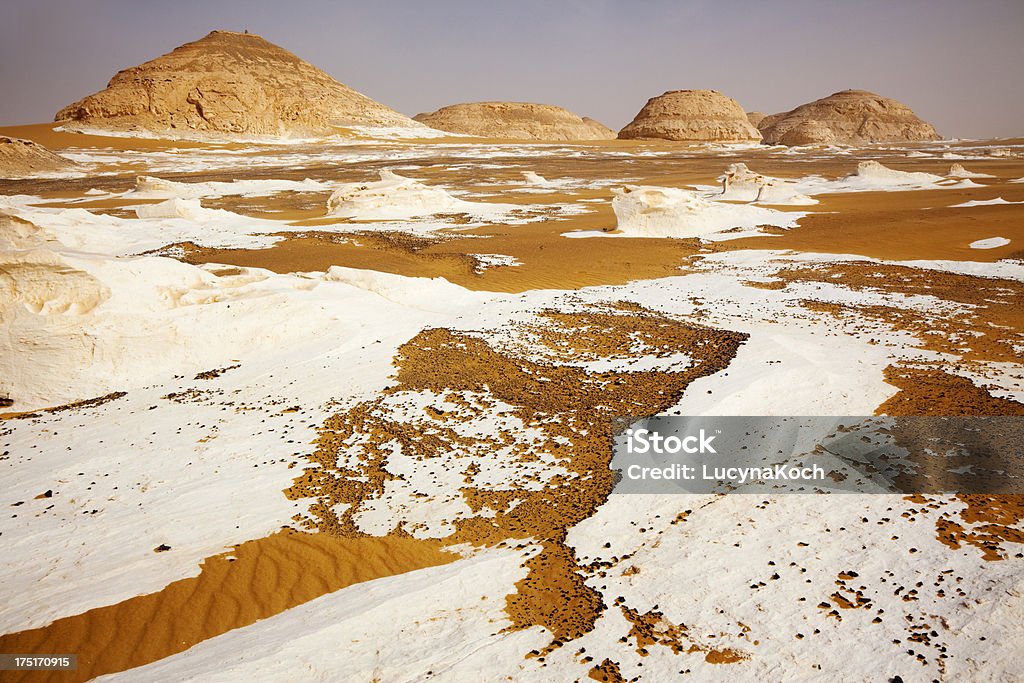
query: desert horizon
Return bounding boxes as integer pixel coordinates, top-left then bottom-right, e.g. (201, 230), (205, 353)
(1, 3), (1023, 682)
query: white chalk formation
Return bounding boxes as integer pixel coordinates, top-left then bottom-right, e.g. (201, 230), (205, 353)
(947, 163), (995, 179)
(522, 171), (551, 186)
(135, 197), (218, 221)
(133, 175), (329, 199)
(326, 170), (465, 220)
(610, 185), (799, 238)
(850, 160), (945, 185)
(969, 236), (1011, 249)
(326, 170), (513, 221)
(717, 163), (818, 205)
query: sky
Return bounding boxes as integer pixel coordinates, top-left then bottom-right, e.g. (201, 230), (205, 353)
(1, 0), (1022, 138)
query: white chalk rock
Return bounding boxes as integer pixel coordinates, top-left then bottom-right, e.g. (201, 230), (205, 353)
(326, 170), (466, 220)
(717, 163), (817, 205)
(848, 160), (944, 186)
(134, 175), (204, 198)
(947, 163), (994, 179)
(969, 237), (1010, 249)
(135, 197), (218, 221)
(522, 171), (551, 186)
(611, 185), (798, 238)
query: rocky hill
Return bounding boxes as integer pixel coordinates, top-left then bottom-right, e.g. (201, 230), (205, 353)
(55, 30), (424, 138)
(618, 90), (761, 142)
(414, 102), (616, 141)
(758, 90), (939, 145)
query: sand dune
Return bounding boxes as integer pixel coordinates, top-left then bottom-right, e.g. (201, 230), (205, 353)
(0, 530), (453, 682)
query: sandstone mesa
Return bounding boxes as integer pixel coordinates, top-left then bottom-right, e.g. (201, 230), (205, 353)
(414, 102), (616, 141)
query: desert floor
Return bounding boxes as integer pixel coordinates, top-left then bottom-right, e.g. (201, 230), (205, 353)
(1, 124), (1022, 682)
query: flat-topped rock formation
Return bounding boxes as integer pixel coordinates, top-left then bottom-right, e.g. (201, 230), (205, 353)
(54, 30), (424, 138)
(0, 136), (78, 178)
(746, 111), (766, 127)
(413, 102), (616, 141)
(618, 90), (761, 142)
(758, 89), (939, 146)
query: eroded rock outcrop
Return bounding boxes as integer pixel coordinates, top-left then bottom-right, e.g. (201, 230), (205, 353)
(55, 30), (423, 138)
(758, 90), (938, 146)
(413, 102), (616, 141)
(618, 90), (761, 142)
(718, 163), (817, 205)
(0, 137), (78, 179)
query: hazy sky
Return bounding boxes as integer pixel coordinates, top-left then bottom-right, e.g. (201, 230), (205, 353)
(2, 0), (1022, 138)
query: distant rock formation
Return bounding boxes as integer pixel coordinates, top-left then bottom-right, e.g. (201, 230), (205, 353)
(849, 160), (944, 185)
(618, 90), (761, 142)
(54, 30), (423, 138)
(758, 90), (938, 146)
(746, 111), (766, 128)
(0, 136), (78, 178)
(413, 102), (616, 141)
(947, 163), (994, 179)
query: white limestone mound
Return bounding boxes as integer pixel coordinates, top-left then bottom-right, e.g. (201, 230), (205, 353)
(847, 160), (945, 186)
(969, 237), (1011, 249)
(947, 163), (995, 179)
(0, 258), (106, 407)
(0, 250), (107, 322)
(717, 163), (818, 205)
(0, 212), (49, 250)
(134, 176), (201, 197)
(522, 171), (551, 186)
(326, 171), (463, 220)
(950, 198), (1024, 208)
(132, 175), (328, 199)
(326, 170), (513, 221)
(321, 266), (484, 313)
(2, 193), (286, 255)
(135, 197), (221, 221)
(610, 185), (799, 238)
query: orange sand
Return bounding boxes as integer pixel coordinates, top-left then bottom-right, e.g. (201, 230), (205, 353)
(0, 529), (454, 682)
